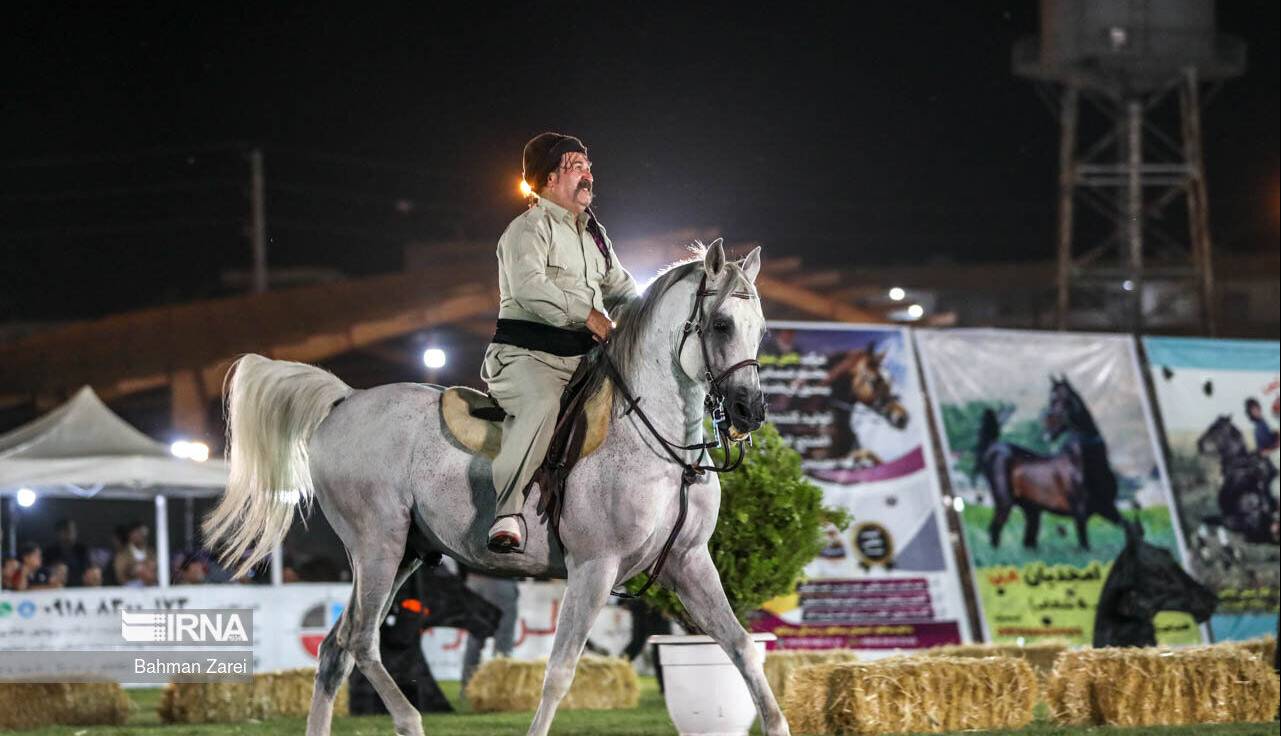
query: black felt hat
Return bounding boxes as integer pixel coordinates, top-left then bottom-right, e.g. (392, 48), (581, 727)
(522, 132), (587, 194)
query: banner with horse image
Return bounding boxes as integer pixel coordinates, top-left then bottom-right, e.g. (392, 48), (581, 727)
(748, 322), (972, 651)
(915, 329), (1202, 646)
(1142, 337), (1280, 642)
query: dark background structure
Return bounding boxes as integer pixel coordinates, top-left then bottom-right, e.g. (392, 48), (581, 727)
(3, 3), (1276, 322)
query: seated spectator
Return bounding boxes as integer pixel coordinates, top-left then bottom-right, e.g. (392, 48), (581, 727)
(33, 562), (69, 590)
(124, 558), (159, 588)
(5, 543), (45, 591)
(81, 565), (103, 587)
(1, 557), (17, 590)
(113, 522), (158, 587)
(44, 519), (89, 587)
(175, 553), (208, 585)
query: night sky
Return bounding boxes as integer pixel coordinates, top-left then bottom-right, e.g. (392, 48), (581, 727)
(3, 3), (1278, 322)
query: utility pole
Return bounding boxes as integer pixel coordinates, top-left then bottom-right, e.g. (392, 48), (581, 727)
(249, 148), (268, 294)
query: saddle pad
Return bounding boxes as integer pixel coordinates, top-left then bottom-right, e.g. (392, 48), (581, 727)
(440, 381), (613, 460)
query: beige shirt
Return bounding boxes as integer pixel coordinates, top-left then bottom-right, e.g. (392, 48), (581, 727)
(495, 197), (638, 329)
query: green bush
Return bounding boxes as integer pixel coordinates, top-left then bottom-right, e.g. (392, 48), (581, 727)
(627, 422), (849, 628)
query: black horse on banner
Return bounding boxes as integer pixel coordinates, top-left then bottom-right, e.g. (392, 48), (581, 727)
(975, 376), (1125, 550)
(1094, 519), (1217, 647)
(1195, 415), (1280, 550)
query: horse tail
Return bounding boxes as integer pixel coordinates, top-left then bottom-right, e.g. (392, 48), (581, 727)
(203, 354), (354, 578)
(973, 408), (1000, 480)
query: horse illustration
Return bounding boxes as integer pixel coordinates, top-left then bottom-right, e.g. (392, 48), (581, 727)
(826, 343), (908, 466)
(201, 244), (792, 736)
(1194, 415), (1280, 555)
(1093, 519), (1217, 647)
(974, 375), (1125, 550)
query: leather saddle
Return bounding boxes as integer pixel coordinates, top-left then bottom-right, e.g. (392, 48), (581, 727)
(440, 361), (613, 530)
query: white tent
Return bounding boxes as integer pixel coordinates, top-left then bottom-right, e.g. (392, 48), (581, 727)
(0, 386), (228, 498)
(0, 386), (231, 586)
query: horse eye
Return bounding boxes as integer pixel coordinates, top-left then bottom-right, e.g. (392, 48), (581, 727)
(713, 319), (731, 334)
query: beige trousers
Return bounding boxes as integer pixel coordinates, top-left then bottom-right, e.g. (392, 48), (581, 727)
(480, 344), (580, 518)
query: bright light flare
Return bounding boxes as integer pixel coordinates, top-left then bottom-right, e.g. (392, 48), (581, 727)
(422, 348), (447, 370)
(170, 440), (210, 463)
(907, 304), (925, 320)
(518, 179), (534, 198)
(16, 487), (37, 508)
(888, 287), (906, 301)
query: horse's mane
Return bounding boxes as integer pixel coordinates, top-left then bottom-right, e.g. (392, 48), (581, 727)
(580, 243), (754, 411)
(1056, 378), (1101, 436)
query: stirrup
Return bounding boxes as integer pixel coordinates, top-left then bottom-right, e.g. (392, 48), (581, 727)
(487, 516), (523, 554)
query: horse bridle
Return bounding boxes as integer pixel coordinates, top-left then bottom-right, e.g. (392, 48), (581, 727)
(678, 273), (762, 440)
(600, 272), (761, 598)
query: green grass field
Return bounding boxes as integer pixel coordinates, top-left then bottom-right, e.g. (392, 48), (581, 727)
(11, 678), (1279, 735)
(961, 504), (1181, 569)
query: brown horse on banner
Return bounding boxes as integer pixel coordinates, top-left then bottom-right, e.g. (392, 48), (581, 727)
(974, 376), (1125, 550)
(826, 344), (908, 466)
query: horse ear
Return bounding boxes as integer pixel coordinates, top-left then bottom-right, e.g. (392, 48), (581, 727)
(739, 246), (762, 282)
(703, 239), (726, 279)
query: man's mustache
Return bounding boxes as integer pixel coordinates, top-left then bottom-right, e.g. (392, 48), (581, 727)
(577, 181), (593, 193)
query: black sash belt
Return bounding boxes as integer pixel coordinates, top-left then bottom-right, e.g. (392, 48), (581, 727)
(491, 319), (595, 357)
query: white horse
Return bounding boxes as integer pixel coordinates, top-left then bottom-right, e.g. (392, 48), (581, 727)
(203, 241), (789, 736)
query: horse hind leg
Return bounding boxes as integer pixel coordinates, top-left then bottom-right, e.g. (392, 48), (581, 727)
(989, 502), (1012, 549)
(306, 591), (355, 736)
(526, 557), (620, 736)
(307, 551), (424, 736)
(323, 513), (426, 736)
(1021, 506), (1042, 549)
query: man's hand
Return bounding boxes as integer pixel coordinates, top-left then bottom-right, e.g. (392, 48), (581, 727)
(586, 309), (615, 342)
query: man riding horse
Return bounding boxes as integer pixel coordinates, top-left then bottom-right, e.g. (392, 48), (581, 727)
(482, 132), (639, 552)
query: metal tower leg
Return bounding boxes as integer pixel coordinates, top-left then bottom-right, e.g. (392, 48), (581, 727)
(1055, 87), (1078, 330)
(1126, 99), (1144, 331)
(1180, 68), (1217, 335)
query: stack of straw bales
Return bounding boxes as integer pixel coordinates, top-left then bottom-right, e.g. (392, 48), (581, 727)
(0, 682), (130, 730)
(158, 668), (347, 723)
(763, 649), (859, 703)
(782, 656), (1038, 735)
(1046, 645), (1280, 727)
(913, 640), (1068, 679)
(463, 655), (639, 713)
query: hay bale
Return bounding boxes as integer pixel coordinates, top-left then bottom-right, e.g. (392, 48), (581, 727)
(783, 656), (1037, 735)
(763, 649), (859, 703)
(780, 663), (849, 735)
(0, 682), (130, 730)
(1229, 635), (1277, 669)
(915, 640), (1068, 678)
(158, 668), (347, 723)
(463, 655), (639, 713)
(1046, 646), (1281, 727)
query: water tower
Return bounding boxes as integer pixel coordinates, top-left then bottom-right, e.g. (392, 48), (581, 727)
(1014, 0), (1245, 333)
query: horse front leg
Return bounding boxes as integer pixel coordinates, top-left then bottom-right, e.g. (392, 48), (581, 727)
(664, 547), (790, 736)
(1073, 509), (1090, 550)
(526, 557), (620, 736)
